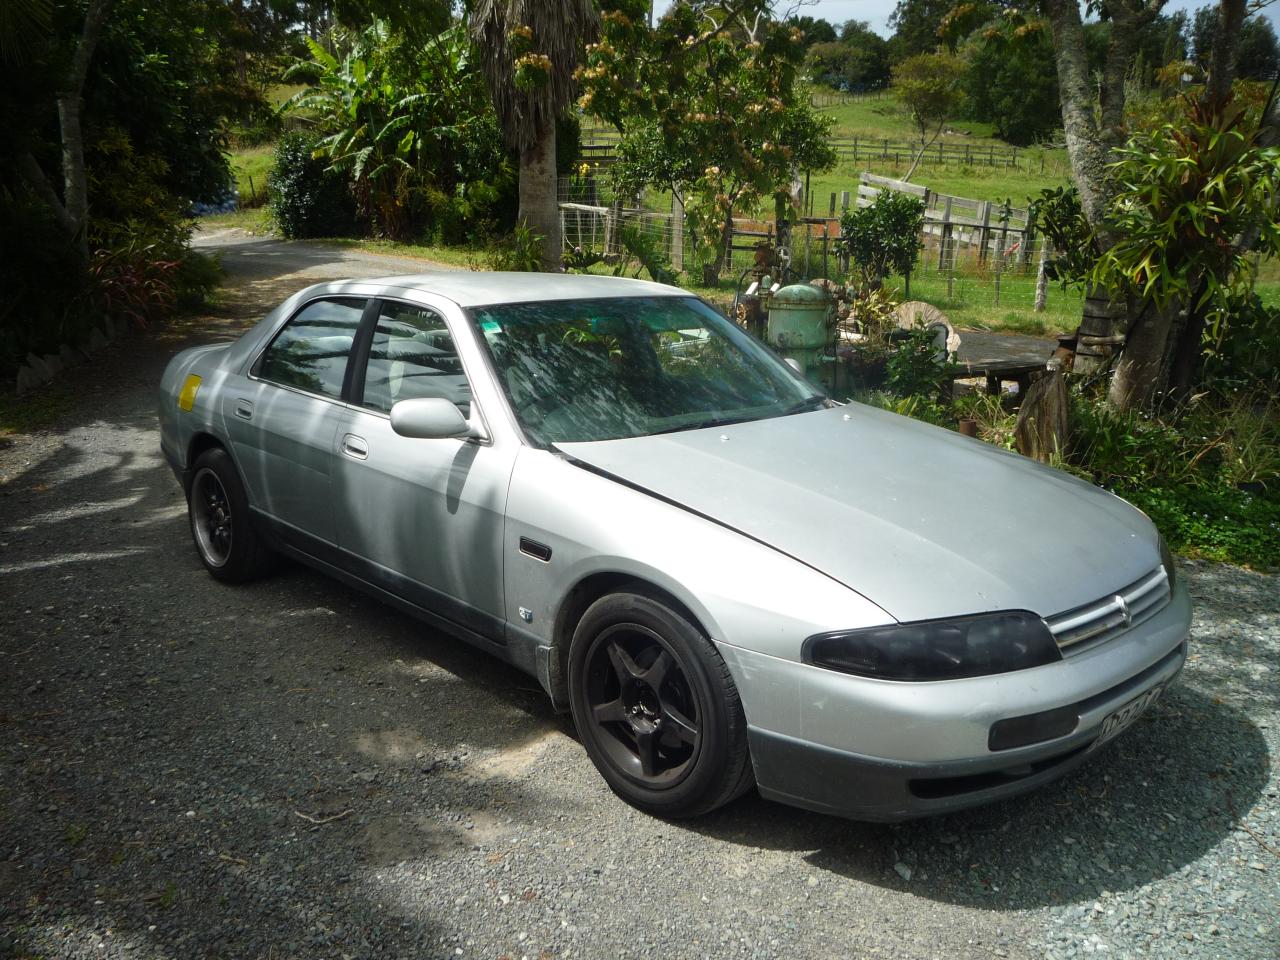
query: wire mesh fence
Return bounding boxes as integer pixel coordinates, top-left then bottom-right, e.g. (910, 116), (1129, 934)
(556, 175), (1083, 327)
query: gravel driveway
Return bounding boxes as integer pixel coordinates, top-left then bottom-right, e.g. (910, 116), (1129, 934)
(2, 234), (1277, 960)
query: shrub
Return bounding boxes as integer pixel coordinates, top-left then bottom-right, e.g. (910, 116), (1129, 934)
(487, 223), (544, 272)
(268, 132), (357, 239)
(1202, 291), (1280, 392)
(836, 190), (925, 294)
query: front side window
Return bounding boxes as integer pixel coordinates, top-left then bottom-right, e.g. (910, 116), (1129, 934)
(470, 296), (821, 445)
(257, 298), (365, 399)
(360, 302), (472, 416)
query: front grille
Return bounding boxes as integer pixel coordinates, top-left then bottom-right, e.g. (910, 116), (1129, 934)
(1046, 566), (1171, 654)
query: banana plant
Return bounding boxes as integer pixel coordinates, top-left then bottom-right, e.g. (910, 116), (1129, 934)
(285, 21), (489, 241)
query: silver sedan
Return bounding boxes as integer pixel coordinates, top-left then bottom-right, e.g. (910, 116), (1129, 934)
(159, 273), (1191, 820)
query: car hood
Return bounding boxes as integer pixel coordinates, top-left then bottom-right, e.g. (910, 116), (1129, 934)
(555, 404), (1158, 622)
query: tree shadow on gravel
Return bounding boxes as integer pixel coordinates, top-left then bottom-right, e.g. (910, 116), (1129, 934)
(685, 681), (1270, 911)
(1, 433), (580, 960)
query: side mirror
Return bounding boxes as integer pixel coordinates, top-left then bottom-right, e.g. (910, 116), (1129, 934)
(783, 357), (803, 374)
(390, 398), (474, 439)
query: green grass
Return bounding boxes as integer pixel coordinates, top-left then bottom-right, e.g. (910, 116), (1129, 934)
(267, 83), (306, 106)
(815, 94), (1004, 144)
(198, 207), (273, 232)
(321, 237), (485, 269)
(889, 273), (1082, 336)
(227, 144), (274, 207)
(1254, 256), (1280, 310)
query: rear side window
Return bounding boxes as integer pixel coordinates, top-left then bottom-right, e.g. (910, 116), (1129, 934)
(361, 302), (472, 416)
(258, 298), (366, 399)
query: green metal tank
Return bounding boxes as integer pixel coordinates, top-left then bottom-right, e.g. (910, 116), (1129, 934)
(766, 283), (832, 382)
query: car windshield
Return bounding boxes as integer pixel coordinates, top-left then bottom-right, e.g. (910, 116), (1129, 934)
(470, 296), (823, 445)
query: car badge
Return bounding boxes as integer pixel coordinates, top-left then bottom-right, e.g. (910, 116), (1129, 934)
(1114, 594), (1131, 627)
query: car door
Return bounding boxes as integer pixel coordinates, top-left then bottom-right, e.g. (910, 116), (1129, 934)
(331, 298), (517, 639)
(223, 296), (369, 546)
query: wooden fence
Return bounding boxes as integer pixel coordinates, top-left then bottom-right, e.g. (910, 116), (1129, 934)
(560, 170), (1048, 291)
(577, 136), (1029, 171)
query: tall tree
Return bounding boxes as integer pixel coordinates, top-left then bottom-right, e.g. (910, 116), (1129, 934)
(471, 0), (598, 269)
(1040, 0), (1280, 410)
(580, 0), (835, 284)
(893, 50), (966, 180)
(888, 0), (956, 59)
(14, 0), (114, 260)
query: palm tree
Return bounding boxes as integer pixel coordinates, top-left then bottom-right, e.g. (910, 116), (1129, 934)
(471, 0), (598, 270)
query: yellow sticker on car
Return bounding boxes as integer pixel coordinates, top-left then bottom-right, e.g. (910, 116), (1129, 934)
(178, 374), (202, 411)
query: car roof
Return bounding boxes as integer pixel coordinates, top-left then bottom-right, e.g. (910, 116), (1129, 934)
(339, 272), (688, 308)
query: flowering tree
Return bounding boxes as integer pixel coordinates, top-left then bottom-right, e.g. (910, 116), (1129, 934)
(579, 0), (835, 285)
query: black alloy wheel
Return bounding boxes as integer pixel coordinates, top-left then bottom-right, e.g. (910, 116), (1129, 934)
(583, 623), (702, 786)
(186, 447), (275, 583)
(568, 589), (754, 817)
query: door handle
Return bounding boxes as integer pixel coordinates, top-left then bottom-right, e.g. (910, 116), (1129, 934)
(234, 398), (254, 420)
(341, 433), (369, 460)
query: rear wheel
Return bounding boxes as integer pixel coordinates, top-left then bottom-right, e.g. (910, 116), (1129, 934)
(187, 447), (275, 583)
(568, 589), (754, 817)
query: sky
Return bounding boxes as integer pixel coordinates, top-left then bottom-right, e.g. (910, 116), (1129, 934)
(650, 1), (1280, 41)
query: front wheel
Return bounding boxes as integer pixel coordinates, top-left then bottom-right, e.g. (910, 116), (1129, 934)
(187, 447), (275, 583)
(567, 589), (754, 817)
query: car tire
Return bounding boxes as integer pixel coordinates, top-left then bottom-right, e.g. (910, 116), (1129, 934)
(187, 447), (275, 583)
(568, 588), (754, 817)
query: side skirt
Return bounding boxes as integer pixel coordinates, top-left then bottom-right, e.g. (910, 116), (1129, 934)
(251, 508), (548, 693)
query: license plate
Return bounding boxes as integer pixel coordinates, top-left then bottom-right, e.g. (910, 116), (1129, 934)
(1094, 685), (1163, 748)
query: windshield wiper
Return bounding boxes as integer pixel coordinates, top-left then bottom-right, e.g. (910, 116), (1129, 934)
(774, 395), (829, 417)
(647, 414), (759, 436)
(648, 396), (828, 437)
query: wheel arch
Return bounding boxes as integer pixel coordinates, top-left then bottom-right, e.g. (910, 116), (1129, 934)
(185, 432), (227, 492)
(547, 571), (712, 708)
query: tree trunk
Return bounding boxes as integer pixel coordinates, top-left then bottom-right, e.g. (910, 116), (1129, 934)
(1041, 0), (1114, 237)
(1168, 301), (1208, 401)
(1203, 0), (1247, 109)
(701, 213), (733, 287)
(55, 0), (115, 262)
(1074, 286), (1127, 374)
(519, 122), (562, 271)
(1014, 368), (1069, 463)
(1107, 300), (1179, 411)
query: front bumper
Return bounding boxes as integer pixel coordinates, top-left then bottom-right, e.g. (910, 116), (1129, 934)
(719, 581), (1192, 821)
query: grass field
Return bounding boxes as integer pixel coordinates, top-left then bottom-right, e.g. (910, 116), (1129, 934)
(227, 145), (274, 207)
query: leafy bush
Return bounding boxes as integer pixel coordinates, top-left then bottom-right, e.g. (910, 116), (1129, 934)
(1119, 485), (1279, 569)
(836, 191), (925, 294)
(268, 132), (357, 239)
(1201, 291), (1280, 391)
(90, 240), (181, 331)
(885, 325), (956, 398)
(0, 191), (92, 374)
(487, 223), (544, 272)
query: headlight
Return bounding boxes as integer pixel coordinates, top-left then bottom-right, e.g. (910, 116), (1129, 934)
(803, 610), (1061, 681)
(1159, 535), (1177, 590)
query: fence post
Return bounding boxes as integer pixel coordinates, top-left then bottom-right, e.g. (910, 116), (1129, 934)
(839, 191), (852, 274)
(977, 202), (992, 264)
(671, 191), (685, 272)
(829, 192), (836, 218)
(936, 195), (953, 271)
(1035, 240), (1049, 313)
(994, 234), (1005, 307)
(946, 234), (955, 303)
